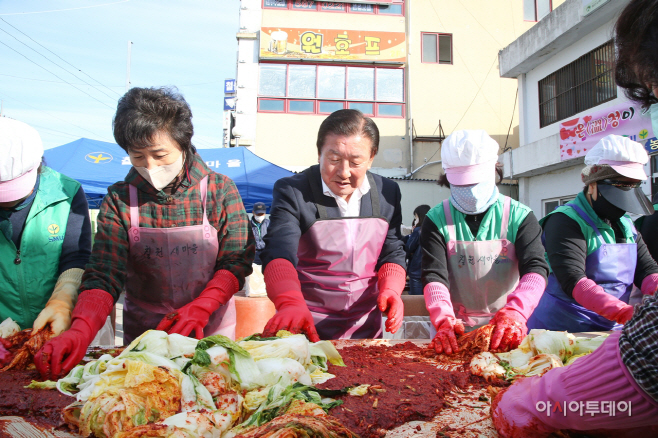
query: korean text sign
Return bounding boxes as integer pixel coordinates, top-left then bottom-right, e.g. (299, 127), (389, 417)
(260, 27), (406, 62)
(559, 102), (654, 161)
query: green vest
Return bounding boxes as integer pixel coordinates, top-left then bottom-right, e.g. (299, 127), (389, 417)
(0, 167), (81, 329)
(426, 194), (531, 244)
(540, 192), (636, 259)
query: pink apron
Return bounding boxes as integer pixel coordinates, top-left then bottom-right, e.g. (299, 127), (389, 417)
(123, 176), (236, 345)
(297, 171), (389, 340)
(442, 196), (520, 329)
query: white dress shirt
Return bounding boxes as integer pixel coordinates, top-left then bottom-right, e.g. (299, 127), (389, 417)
(321, 176), (371, 217)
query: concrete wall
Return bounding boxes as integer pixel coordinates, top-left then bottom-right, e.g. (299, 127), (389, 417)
(518, 164), (583, 218)
(521, 17), (621, 146)
(255, 106), (408, 173)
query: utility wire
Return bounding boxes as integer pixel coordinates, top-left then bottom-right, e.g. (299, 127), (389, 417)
(0, 88), (112, 140)
(0, 39), (115, 109)
(0, 22), (119, 101)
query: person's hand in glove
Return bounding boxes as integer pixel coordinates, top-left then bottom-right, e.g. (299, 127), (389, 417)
(490, 307), (526, 351)
(424, 282), (464, 354)
(262, 258), (320, 342)
(0, 338), (11, 367)
(377, 263), (406, 334)
(573, 277), (634, 324)
(32, 268), (83, 337)
(156, 270), (239, 339)
(430, 317), (465, 354)
(34, 289), (114, 380)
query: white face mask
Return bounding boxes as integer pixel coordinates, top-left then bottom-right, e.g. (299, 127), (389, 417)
(254, 215), (265, 223)
(450, 179), (499, 215)
(134, 153), (184, 191)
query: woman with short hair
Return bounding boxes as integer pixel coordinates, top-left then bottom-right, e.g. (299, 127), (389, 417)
(36, 87), (255, 379)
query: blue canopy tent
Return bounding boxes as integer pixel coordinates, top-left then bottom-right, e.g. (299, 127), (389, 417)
(43, 138), (294, 211)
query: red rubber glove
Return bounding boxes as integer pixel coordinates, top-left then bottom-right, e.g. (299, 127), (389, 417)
(155, 270), (238, 339)
(34, 289), (114, 380)
(377, 263), (406, 334)
(262, 258), (320, 342)
(490, 307), (526, 352)
(0, 339), (11, 367)
(573, 277), (634, 324)
(429, 317), (465, 355)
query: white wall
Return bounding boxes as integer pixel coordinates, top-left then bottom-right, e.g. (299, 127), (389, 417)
(396, 180), (449, 226)
(519, 164), (583, 218)
(521, 17), (621, 146)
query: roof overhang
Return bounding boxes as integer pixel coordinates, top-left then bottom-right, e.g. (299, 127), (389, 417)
(499, 0), (629, 78)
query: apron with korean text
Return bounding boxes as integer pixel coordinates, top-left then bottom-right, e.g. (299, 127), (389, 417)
(296, 172), (389, 340)
(527, 204), (636, 332)
(123, 176), (236, 344)
(443, 197), (520, 329)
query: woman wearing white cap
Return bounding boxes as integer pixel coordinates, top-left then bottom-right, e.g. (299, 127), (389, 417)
(421, 130), (549, 355)
(0, 118), (92, 365)
(527, 135), (658, 332)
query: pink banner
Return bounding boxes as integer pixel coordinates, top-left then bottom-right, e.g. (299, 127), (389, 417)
(559, 102), (653, 161)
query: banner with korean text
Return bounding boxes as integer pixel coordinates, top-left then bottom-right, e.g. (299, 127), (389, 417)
(559, 102), (655, 161)
(260, 27), (406, 63)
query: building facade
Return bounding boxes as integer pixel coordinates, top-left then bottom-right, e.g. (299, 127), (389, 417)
(499, 0), (655, 218)
(233, 0), (557, 187)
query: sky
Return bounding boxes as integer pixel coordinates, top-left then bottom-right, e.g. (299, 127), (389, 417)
(0, 0), (240, 150)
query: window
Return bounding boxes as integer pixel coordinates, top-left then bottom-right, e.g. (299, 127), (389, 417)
(263, 0), (404, 15)
(543, 196), (575, 217)
(538, 40), (616, 127)
(258, 63), (405, 117)
(524, 0), (552, 21)
(421, 33), (452, 64)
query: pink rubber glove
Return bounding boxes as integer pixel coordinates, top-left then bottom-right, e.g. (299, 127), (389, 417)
(377, 263), (406, 334)
(424, 282), (464, 355)
(262, 258), (320, 342)
(573, 277), (634, 324)
(156, 270), (238, 339)
(491, 332), (658, 437)
(490, 308), (526, 352)
(641, 274), (658, 296)
(490, 273), (546, 351)
(34, 289), (114, 380)
(503, 272), (547, 319)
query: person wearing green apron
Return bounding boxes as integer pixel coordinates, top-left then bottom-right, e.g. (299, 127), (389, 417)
(0, 118), (91, 367)
(528, 135), (658, 332)
(491, 4), (658, 435)
(421, 130), (549, 354)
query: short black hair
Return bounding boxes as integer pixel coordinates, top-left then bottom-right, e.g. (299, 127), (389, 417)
(615, 0), (658, 109)
(413, 204), (431, 228)
(316, 109), (380, 156)
(113, 86), (196, 169)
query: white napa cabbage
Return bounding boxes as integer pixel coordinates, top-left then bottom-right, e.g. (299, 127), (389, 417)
(121, 330), (198, 359)
(0, 317), (20, 338)
(514, 353), (563, 377)
(572, 335), (608, 355)
(309, 341), (345, 370)
(526, 329), (575, 363)
(255, 357), (312, 386)
(239, 334), (311, 366)
(470, 352), (506, 380)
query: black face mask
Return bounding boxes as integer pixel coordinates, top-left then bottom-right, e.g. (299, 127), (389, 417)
(591, 190), (626, 222)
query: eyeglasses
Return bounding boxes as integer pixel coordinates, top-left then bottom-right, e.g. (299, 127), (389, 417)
(597, 179), (643, 189)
